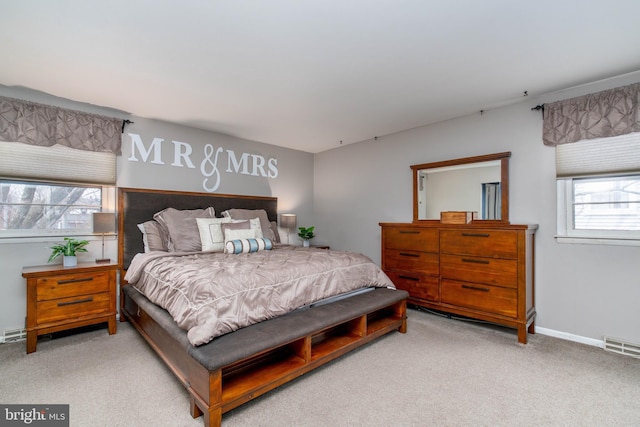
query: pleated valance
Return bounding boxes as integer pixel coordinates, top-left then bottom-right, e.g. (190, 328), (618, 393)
(543, 82), (640, 146)
(0, 96), (123, 155)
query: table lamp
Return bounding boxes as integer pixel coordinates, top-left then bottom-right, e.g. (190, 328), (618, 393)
(93, 212), (115, 263)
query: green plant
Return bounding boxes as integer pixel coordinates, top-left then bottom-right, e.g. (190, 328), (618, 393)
(48, 237), (89, 263)
(298, 226), (315, 240)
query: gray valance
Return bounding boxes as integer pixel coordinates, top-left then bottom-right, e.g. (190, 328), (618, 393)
(542, 82), (640, 146)
(0, 96), (123, 155)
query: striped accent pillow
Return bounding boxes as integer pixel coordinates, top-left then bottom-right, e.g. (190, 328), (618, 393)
(225, 237), (273, 254)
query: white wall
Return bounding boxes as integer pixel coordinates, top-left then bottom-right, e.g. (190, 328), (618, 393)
(0, 86), (314, 335)
(314, 72), (640, 344)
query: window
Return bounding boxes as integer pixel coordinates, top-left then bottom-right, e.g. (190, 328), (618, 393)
(0, 140), (117, 239)
(556, 133), (640, 244)
(0, 180), (108, 238)
(482, 182), (501, 220)
(558, 175), (640, 240)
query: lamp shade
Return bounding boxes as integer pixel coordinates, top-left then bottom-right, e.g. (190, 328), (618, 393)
(92, 212), (116, 233)
(279, 213), (297, 230)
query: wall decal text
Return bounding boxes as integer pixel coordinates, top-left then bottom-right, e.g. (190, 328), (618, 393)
(127, 133), (278, 192)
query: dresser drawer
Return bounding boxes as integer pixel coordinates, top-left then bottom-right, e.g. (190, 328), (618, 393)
(384, 249), (439, 275)
(36, 292), (112, 324)
(386, 271), (439, 302)
(440, 254), (517, 288)
(440, 229), (517, 259)
(441, 279), (516, 318)
(36, 271), (112, 301)
(383, 227), (439, 252)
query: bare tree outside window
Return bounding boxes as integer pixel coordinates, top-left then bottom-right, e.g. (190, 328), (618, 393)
(0, 181), (102, 235)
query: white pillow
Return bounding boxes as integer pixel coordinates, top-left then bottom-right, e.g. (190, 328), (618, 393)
(224, 228), (257, 245)
(197, 217), (233, 252)
(248, 218), (263, 237)
(197, 217), (262, 252)
(221, 209), (276, 241)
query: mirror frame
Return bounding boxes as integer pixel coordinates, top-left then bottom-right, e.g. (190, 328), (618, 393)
(411, 151), (511, 223)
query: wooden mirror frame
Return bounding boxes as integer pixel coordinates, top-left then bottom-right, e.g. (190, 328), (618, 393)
(411, 151), (511, 223)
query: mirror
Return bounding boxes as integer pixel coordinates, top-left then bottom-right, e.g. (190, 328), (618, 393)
(411, 152), (510, 222)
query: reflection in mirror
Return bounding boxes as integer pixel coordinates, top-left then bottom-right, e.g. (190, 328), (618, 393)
(417, 161), (501, 220)
(412, 152), (510, 222)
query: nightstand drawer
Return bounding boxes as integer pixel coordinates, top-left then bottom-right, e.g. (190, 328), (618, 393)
(36, 292), (111, 324)
(36, 271), (111, 301)
(441, 279), (516, 318)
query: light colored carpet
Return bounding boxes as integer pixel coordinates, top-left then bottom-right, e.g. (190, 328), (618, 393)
(1, 308), (639, 427)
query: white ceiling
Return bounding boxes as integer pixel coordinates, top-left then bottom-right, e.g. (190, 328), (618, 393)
(2, 1), (640, 153)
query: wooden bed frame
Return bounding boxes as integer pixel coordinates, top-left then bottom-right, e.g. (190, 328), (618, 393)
(117, 187), (408, 427)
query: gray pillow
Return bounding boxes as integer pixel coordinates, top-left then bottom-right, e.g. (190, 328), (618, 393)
(137, 220), (169, 252)
(154, 207), (215, 252)
(270, 221), (281, 243)
(222, 209), (276, 241)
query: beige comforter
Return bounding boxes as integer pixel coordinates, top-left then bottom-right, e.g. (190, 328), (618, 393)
(124, 246), (395, 346)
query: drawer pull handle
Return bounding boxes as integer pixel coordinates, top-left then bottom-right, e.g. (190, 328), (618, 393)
(399, 253), (420, 257)
(57, 277), (94, 285)
(461, 284), (490, 292)
(461, 233), (490, 238)
(398, 275), (419, 281)
(399, 230), (420, 234)
(461, 258), (490, 264)
(57, 297), (94, 307)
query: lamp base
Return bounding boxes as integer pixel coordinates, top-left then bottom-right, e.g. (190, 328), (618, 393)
(95, 258), (112, 264)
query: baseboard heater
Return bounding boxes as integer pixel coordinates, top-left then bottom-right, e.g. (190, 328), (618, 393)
(604, 336), (640, 359)
(1, 328), (27, 343)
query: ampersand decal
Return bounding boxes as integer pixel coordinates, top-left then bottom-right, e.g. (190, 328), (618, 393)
(201, 144), (224, 192)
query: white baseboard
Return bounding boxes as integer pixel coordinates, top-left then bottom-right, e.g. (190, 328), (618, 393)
(535, 326), (604, 348)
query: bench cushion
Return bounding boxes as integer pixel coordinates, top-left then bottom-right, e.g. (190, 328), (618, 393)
(122, 285), (407, 371)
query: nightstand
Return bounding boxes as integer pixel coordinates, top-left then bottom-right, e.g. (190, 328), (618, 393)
(22, 262), (118, 354)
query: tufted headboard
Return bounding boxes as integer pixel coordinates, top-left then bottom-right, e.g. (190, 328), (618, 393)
(117, 187), (278, 271)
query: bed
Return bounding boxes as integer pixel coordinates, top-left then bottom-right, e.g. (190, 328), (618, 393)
(117, 187), (408, 427)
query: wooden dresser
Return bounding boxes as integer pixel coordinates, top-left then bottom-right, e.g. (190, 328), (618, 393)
(22, 262), (118, 353)
(380, 222), (536, 343)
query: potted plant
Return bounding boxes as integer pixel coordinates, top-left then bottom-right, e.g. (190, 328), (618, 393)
(298, 226), (315, 247)
(48, 237), (89, 267)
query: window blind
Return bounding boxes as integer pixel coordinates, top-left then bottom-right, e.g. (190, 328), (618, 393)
(0, 141), (116, 184)
(556, 132), (640, 177)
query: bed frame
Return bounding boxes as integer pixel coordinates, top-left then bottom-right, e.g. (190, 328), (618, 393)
(117, 187), (408, 427)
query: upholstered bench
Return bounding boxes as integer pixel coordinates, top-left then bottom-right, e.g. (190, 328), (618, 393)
(121, 284), (408, 426)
